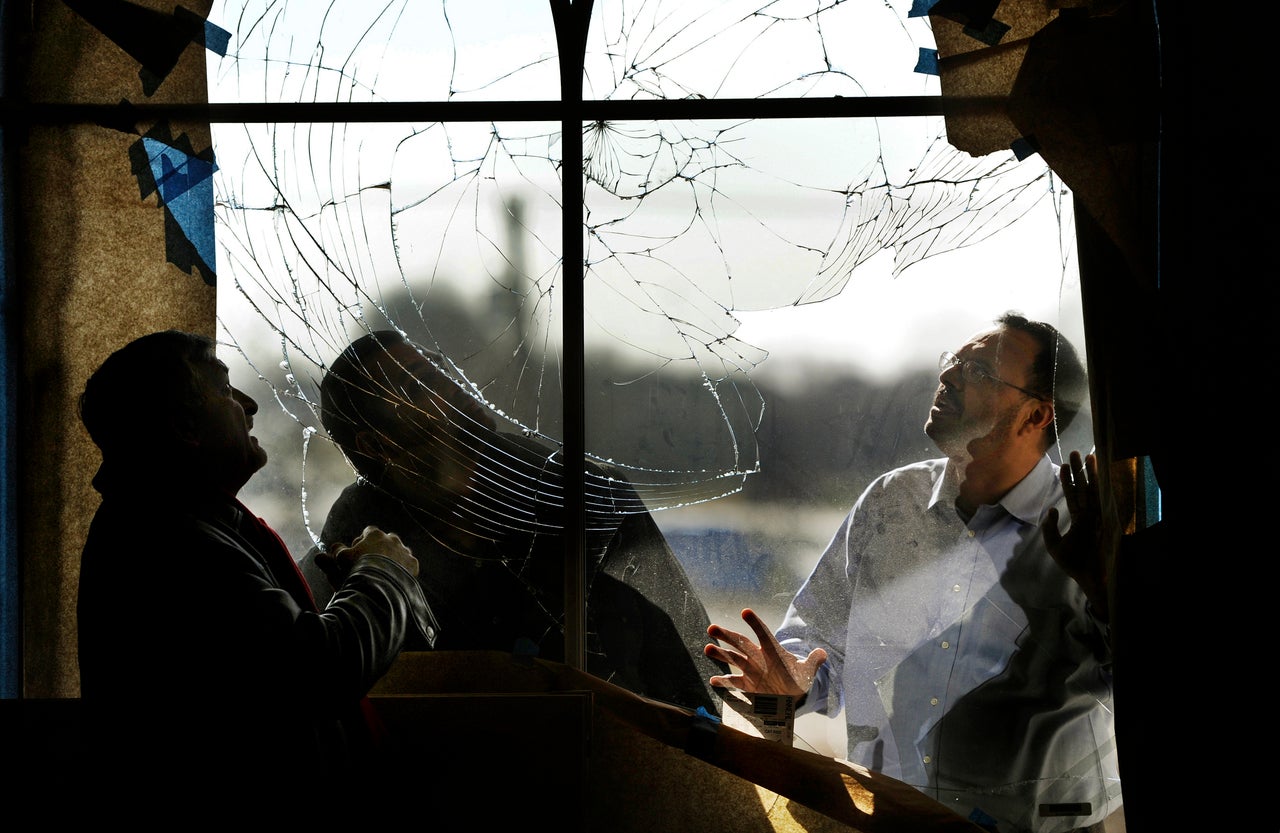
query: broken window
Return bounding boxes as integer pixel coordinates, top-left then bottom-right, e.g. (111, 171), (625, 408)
(209, 0), (1093, 766)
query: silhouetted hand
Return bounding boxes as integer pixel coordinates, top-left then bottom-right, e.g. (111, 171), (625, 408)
(317, 525), (419, 586)
(704, 608), (827, 697)
(1042, 450), (1118, 623)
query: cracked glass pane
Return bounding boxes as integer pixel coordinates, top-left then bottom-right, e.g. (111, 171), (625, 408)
(209, 0), (1099, 792)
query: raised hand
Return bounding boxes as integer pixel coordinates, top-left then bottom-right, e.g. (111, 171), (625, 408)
(1041, 450), (1118, 622)
(317, 525), (419, 586)
(704, 608), (827, 697)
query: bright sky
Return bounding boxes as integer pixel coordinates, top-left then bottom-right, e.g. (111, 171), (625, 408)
(209, 0), (1086, 397)
(735, 198), (1084, 386)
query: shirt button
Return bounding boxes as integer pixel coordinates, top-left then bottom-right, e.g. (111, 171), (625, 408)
(952, 584), (961, 592)
(930, 697), (939, 706)
(940, 641), (950, 649)
(968, 530), (976, 538)
(923, 755), (932, 764)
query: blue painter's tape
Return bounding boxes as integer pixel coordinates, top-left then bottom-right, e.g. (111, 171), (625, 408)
(1011, 136), (1040, 161)
(915, 47), (939, 76)
(686, 706), (721, 760)
(969, 807), (1000, 828)
(204, 21), (231, 56)
(144, 137), (215, 203)
(142, 137), (218, 279)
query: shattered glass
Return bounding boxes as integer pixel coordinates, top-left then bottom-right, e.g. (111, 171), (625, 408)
(208, 0), (1090, 758)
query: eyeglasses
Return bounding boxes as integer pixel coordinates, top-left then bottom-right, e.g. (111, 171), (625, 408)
(938, 351), (1048, 401)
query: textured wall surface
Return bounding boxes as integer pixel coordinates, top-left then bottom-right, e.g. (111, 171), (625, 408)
(17, 0), (216, 697)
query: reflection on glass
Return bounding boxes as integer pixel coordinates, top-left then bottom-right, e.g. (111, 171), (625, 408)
(295, 329), (724, 712)
(209, 1), (1118, 829)
(755, 311), (1118, 833)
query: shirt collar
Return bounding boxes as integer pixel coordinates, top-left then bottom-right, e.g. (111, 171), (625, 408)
(995, 454), (1058, 527)
(925, 454), (1058, 527)
(926, 458), (955, 511)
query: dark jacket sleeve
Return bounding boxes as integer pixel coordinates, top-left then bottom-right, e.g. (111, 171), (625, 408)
(77, 499), (434, 770)
(215, 545), (437, 714)
(319, 554), (439, 694)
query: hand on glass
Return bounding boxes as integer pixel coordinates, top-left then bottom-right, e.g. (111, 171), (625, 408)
(317, 525), (419, 586)
(1041, 450), (1118, 622)
(704, 608), (827, 698)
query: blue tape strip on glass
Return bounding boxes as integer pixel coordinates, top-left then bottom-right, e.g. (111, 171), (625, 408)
(915, 47), (940, 76)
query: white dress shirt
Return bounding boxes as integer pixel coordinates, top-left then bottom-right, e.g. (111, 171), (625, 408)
(777, 455), (1121, 833)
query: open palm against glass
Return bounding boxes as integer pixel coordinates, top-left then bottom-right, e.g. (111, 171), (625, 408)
(704, 608), (828, 697)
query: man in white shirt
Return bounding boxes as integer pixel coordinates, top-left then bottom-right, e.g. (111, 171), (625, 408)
(704, 312), (1120, 833)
